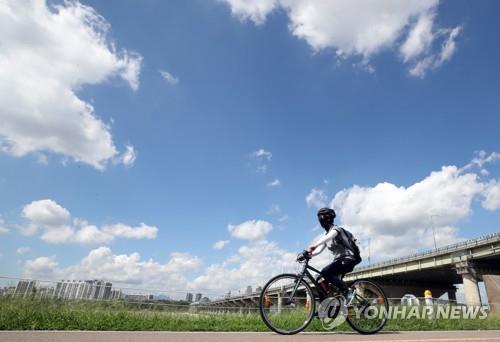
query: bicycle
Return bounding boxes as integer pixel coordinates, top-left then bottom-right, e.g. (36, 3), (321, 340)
(259, 250), (389, 335)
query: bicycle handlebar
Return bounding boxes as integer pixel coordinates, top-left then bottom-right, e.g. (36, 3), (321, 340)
(296, 250), (311, 262)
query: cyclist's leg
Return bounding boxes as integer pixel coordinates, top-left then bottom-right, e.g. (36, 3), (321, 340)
(321, 258), (356, 292)
(320, 259), (345, 292)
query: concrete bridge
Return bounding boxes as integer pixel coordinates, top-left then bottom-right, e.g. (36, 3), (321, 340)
(195, 232), (500, 313)
(344, 232), (500, 311)
(194, 283), (312, 314)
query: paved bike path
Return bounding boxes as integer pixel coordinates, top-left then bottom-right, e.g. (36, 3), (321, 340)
(1, 330), (499, 342)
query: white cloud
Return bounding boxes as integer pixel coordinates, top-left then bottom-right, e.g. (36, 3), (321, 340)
(256, 165), (268, 173)
(438, 26), (462, 64)
(21, 199), (158, 244)
(0, 218), (9, 234)
(408, 26), (462, 78)
(306, 188), (327, 209)
(221, 0), (461, 76)
(253, 148), (272, 160)
(102, 223), (158, 240)
(325, 152), (500, 261)
(267, 179), (281, 187)
(462, 150), (500, 175)
(332, 165), (483, 259)
(190, 239), (295, 294)
(159, 70), (179, 85)
(408, 56), (434, 78)
(16, 247), (31, 255)
(72, 224), (114, 245)
(24, 247), (202, 292)
(400, 11), (435, 62)
(251, 148), (272, 173)
(119, 145), (137, 168)
(24, 256), (59, 279)
(482, 180), (500, 211)
(18, 225), (39, 237)
(228, 220), (272, 240)
(283, 0), (438, 56)
(120, 55), (142, 92)
(223, 0), (279, 25)
(212, 240), (230, 250)
(191, 234), (333, 294)
(23, 199), (71, 227)
(0, 0), (142, 170)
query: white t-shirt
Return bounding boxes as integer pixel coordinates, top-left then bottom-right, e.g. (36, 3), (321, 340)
(311, 226), (354, 260)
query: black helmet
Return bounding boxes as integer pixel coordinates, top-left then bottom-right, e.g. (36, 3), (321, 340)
(317, 207), (336, 230)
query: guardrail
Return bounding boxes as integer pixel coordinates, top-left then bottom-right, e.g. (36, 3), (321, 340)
(353, 231), (500, 273)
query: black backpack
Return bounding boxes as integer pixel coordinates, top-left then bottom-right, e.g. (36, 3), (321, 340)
(335, 227), (362, 264)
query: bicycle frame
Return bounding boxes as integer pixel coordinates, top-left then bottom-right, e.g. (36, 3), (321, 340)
(288, 257), (329, 303)
(287, 257), (373, 316)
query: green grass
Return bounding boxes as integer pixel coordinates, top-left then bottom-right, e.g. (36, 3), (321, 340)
(0, 297), (499, 331)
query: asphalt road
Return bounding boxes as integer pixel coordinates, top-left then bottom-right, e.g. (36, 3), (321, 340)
(1, 331), (499, 342)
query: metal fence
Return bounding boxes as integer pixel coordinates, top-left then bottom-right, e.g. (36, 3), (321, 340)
(1, 275), (479, 314)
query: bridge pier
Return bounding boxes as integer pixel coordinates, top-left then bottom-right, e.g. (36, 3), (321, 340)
(456, 261), (482, 307)
(483, 274), (500, 313)
(462, 273), (482, 306)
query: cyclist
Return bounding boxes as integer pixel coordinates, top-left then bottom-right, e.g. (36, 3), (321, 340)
(307, 207), (361, 296)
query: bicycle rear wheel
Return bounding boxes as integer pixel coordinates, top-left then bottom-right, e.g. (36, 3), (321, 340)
(259, 273), (315, 335)
(346, 279), (389, 334)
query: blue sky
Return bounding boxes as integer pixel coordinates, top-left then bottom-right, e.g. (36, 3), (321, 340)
(0, 0), (499, 298)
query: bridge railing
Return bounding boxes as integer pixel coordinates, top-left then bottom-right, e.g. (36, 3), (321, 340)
(353, 231), (500, 273)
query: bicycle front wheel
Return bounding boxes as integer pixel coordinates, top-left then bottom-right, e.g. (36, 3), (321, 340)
(259, 273), (315, 335)
(346, 279), (389, 334)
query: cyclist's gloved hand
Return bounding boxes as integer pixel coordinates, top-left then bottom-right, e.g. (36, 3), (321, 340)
(296, 250), (311, 262)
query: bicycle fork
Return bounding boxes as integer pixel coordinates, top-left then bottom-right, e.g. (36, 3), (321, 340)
(286, 273), (305, 305)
